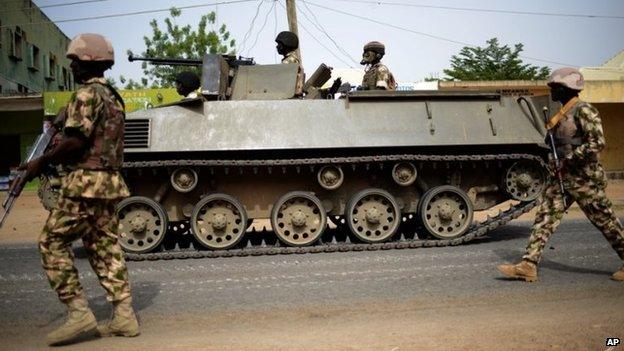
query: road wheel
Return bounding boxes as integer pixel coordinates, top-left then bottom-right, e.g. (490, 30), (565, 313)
(419, 185), (473, 239)
(503, 160), (546, 202)
(190, 193), (248, 250)
(346, 188), (400, 243)
(271, 191), (327, 247)
(117, 196), (168, 253)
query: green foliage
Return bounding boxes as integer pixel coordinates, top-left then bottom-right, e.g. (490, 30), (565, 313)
(125, 8), (236, 89)
(443, 38), (550, 81)
(119, 75), (148, 90)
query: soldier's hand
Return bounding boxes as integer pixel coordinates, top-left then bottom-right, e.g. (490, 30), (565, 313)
(17, 158), (45, 182)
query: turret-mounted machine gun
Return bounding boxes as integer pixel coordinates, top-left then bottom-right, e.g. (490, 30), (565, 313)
(128, 54), (335, 101)
(129, 54), (256, 100)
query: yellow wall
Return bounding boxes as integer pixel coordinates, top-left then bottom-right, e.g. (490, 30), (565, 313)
(581, 81), (624, 103)
(581, 81), (624, 171)
(595, 103), (624, 171)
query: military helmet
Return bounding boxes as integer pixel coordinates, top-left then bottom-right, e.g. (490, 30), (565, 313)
(363, 41), (385, 55)
(275, 31), (299, 50)
(547, 67), (584, 91)
(66, 33), (114, 62)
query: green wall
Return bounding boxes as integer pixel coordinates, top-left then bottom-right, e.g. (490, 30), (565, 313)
(44, 88), (182, 115)
(0, 1), (73, 94)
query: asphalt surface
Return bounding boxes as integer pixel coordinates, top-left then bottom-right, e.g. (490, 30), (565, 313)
(1, 219), (623, 350)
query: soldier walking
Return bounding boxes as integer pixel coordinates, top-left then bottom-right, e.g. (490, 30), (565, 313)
(498, 68), (624, 282)
(359, 41), (396, 91)
(17, 33), (139, 345)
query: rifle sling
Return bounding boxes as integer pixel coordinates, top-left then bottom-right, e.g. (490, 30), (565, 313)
(546, 97), (579, 130)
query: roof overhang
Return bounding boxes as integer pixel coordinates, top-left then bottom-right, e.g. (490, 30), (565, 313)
(0, 95), (44, 112)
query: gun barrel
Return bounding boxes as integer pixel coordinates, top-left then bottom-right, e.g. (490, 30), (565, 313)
(128, 55), (202, 66)
(0, 195), (15, 228)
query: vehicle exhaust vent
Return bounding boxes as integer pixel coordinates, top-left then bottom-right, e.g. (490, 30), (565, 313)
(124, 119), (150, 148)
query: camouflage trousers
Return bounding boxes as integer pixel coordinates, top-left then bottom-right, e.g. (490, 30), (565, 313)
(523, 162), (624, 264)
(39, 196), (131, 303)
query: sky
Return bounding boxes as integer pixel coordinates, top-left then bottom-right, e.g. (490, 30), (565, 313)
(28, 0), (624, 84)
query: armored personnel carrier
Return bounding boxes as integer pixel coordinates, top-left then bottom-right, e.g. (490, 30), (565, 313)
(116, 54), (552, 259)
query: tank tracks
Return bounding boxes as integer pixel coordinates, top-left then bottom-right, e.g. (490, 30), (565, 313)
(122, 153), (545, 261)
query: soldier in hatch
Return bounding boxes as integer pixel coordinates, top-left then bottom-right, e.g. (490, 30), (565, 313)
(275, 30), (304, 96)
(175, 71), (201, 99)
(497, 68), (624, 282)
(16, 33), (140, 345)
(360, 41), (396, 91)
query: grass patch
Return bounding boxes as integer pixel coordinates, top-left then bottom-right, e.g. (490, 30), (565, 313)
(24, 178), (40, 191)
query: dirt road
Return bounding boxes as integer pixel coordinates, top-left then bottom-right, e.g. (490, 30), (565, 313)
(1, 184), (623, 350)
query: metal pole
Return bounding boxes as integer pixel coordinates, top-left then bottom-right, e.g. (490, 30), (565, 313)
(285, 0), (302, 64)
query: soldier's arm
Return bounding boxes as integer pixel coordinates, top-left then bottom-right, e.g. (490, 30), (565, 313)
(375, 66), (390, 90)
(19, 87), (103, 179)
(567, 105), (605, 162)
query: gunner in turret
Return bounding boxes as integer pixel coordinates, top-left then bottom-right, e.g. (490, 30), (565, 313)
(360, 41), (396, 91)
(275, 31), (304, 96)
(175, 71), (201, 99)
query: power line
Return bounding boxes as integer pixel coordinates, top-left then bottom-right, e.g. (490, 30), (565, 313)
(302, 0), (579, 67)
(276, 0), (354, 68)
(0, 0), (259, 29)
(0, 0), (109, 14)
(298, 0), (358, 67)
(237, 0), (264, 54)
(327, 0), (624, 20)
(39, 0), (107, 10)
(246, 0), (276, 56)
(273, 0), (279, 63)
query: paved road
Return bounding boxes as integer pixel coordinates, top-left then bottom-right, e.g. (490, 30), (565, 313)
(1, 219), (623, 350)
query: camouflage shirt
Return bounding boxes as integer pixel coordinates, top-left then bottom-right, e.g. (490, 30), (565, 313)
(556, 99), (605, 165)
(281, 51), (300, 65)
(282, 51), (304, 96)
(61, 77), (130, 199)
(362, 63), (396, 90)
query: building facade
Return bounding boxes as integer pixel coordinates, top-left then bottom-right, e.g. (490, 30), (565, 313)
(0, 0), (75, 178)
(0, 0), (74, 94)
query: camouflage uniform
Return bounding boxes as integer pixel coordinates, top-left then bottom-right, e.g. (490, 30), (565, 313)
(361, 63), (396, 91)
(282, 51), (305, 96)
(523, 99), (624, 264)
(281, 51), (300, 65)
(39, 77), (132, 304)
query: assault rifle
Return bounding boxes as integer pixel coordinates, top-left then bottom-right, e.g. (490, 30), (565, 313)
(543, 106), (567, 208)
(0, 108), (65, 228)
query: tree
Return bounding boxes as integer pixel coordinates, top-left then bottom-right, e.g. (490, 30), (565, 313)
(442, 38), (550, 81)
(126, 8), (236, 89)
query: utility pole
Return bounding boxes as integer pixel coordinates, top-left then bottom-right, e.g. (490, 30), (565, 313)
(285, 0), (302, 64)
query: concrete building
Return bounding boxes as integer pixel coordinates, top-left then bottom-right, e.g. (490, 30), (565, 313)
(0, 1), (74, 177)
(580, 50), (624, 173)
(0, 0), (73, 94)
